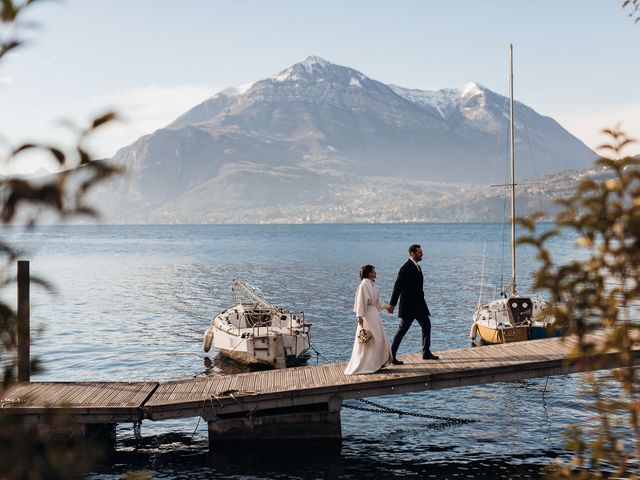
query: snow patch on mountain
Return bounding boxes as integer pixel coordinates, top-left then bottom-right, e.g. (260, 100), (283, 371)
(217, 82), (254, 97)
(460, 81), (484, 98)
(271, 55), (332, 82)
(390, 84), (456, 118)
(349, 77), (362, 88)
(390, 82), (501, 130)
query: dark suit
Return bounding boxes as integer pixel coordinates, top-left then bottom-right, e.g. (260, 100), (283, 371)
(389, 260), (431, 357)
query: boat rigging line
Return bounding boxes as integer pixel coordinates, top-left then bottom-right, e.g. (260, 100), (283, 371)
(477, 242), (488, 309)
(307, 341), (336, 364)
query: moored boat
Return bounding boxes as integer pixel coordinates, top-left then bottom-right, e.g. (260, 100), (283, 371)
(471, 296), (556, 345)
(469, 45), (559, 346)
(203, 279), (311, 368)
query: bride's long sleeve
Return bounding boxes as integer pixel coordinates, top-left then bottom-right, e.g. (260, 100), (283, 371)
(353, 282), (370, 318)
(375, 287), (385, 311)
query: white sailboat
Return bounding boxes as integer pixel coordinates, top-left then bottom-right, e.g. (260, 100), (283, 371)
(203, 279), (311, 368)
(470, 45), (557, 345)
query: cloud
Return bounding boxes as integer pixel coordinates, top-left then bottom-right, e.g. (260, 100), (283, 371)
(0, 83), (222, 174)
(80, 83), (222, 158)
(0, 76), (13, 85)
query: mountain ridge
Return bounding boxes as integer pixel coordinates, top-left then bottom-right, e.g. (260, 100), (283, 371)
(91, 55), (596, 223)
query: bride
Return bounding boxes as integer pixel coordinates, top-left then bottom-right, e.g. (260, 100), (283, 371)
(344, 265), (393, 375)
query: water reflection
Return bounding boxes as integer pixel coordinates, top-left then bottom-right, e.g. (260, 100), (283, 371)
(96, 431), (555, 480)
(203, 353), (271, 375)
(203, 352), (311, 376)
(10, 224), (590, 479)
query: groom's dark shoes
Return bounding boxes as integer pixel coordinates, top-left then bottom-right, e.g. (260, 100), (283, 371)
(423, 352), (439, 360)
(391, 357), (404, 365)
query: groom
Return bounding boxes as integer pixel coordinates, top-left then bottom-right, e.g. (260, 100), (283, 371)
(386, 244), (438, 364)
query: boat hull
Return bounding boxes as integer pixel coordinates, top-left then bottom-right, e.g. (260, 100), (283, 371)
(471, 296), (557, 345)
(217, 348), (273, 366)
(204, 282), (311, 369)
(476, 322), (529, 345)
(217, 347), (309, 367)
(210, 316), (310, 368)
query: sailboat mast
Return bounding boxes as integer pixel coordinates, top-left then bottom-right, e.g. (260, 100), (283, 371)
(509, 44), (516, 297)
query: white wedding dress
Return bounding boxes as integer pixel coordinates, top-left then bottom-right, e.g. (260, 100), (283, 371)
(344, 278), (392, 375)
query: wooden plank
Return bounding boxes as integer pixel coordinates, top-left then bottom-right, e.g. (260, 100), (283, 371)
(210, 374), (236, 397)
(0, 382), (156, 418)
(321, 364), (338, 387)
(248, 370), (263, 394)
(181, 380), (213, 412)
(87, 382), (154, 409)
(1, 382), (34, 401)
(69, 383), (103, 406)
(158, 381), (185, 404)
(106, 382), (154, 407)
(235, 372), (254, 395)
(2, 383), (49, 406)
(165, 382), (191, 406)
(33, 382), (71, 405)
(263, 369), (277, 393)
(176, 378), (202, 405)
(201, 377), (227, 400)
(41, 383), (77, 405)
(5, 333), (639, 424)
(100, 383), (139, 408)
(435, 352), (469, 373)
(428, 351), (462, 375)
(183, 378), (213, 405)
(223, 372), (245, 394)
(82, 383), (121, 408)
(24, 382), (62, 406)
(245, 371), (263, 393)
(302, 366), (316, 389)
(309, 366), (326, 389)
(67, 383), (104, 407)
(178, 378), (211, 403)
(534, 338), (574, 356)
(512, 341), (556, 362)
(109, 382), (155, 408)
(283, 366), (296, 391)
(334, 365), (359, 386)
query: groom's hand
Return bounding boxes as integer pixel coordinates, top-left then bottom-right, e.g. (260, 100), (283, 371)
(386, 305), (394, 314)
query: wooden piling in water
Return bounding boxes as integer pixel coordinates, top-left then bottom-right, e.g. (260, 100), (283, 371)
(207, 396), (343, 448)
(17, 260), (30, 382)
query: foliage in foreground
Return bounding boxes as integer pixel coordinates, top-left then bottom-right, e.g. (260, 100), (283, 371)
(1, 1), (125, 478)
(519, 129), (640, 478)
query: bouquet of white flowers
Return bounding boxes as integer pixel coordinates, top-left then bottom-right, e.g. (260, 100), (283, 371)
(357, 328), (373, 343)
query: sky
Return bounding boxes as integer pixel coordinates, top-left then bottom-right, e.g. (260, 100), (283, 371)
(0, 0), (638, 174)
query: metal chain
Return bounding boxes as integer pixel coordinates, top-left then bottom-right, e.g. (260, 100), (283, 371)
(300, 345), (476, 428)
(343, 397), (477, 427)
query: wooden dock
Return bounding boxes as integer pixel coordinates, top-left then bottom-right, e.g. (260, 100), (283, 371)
(2, 331), (639, 447)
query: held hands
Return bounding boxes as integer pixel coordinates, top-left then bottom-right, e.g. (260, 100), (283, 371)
(385, 305), (395, 314)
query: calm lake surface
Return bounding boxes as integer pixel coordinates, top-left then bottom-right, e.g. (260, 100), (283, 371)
(6, 223), (592, 479)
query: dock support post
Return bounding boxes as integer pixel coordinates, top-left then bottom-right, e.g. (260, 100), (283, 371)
(5, 417), (117, 456)
(207, 396), (342, 449)
(17, 260), (30, 382)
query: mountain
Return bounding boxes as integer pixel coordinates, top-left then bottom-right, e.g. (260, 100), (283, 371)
(95, 56), (596, 223)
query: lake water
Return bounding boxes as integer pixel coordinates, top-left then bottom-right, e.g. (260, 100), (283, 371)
(6, 223), (592, 479)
